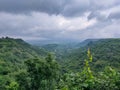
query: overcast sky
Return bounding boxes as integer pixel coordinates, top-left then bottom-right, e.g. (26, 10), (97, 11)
(0, 0), (120, 42)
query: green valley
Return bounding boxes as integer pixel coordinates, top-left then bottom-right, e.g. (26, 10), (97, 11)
(0, 37), (120, 90)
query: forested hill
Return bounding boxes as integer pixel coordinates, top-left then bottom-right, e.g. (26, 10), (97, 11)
(0, 37), (55, 89)
(61, 39), (120, 72)
(0, 37), (48, 71)
(0, 37), (120, 89)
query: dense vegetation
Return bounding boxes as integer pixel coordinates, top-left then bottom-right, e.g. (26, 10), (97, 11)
(0, 37), (120, 90)
(58, 39), (120, 72)
(0, 37), (48, 89)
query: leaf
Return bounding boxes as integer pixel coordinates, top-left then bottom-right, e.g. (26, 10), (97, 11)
(89, 55), (93, 62)
(87, 48), (91, 58)
(85, 60), (89, 67)
(82, 83), (88, 88)
(61, 85), (69, 90)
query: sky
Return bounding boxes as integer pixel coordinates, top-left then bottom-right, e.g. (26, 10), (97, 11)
(0, 0), (120, 42)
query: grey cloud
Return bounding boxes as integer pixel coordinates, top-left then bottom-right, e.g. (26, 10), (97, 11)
(0, 0), (120, 42)
(0, 10), (119, 41)
(61, 0), (120, 17)
(61, 0), (90, 17)
(0, 0), (64, 14)
(0, 12), (65, 41)
(0, 0), (119, 17)
(68, 21), (120, 40)
(108, 12), (120, 20)
(88, 11), (106, 21)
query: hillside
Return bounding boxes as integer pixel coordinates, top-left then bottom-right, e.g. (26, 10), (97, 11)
(76, 39), (99, 47)
(1, 38), (119, 73)
(60, 39), (120, 72)
(0, 37), (120, 89)
(0, 37), (48, 73)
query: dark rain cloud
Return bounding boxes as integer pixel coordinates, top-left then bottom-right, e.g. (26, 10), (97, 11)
(0, 0), (65, 14)
(61, 0), (90, 17)
(0, 0), (119, 17)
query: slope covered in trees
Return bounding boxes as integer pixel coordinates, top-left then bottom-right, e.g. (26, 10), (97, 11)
(0, 37), (47, 56)
(0, 37), (48, 69)
(60, 39), (120, 72)
(0, 37), (48, 89)
(0, 37), (120, 90)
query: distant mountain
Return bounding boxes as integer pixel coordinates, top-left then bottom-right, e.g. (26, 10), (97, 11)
(60, 38), (120, 72)
(39, 39), (99, 53)
(40, 43), (78, 62)
(41, 44), (59, 52)
(76, 39), (99, 47)
(1, 37), (120, 73)
(27, 39), (79, 46)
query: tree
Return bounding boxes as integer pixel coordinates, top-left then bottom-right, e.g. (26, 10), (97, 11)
(24, 53), (59, 90)
(15, 70), (30, 90)
(6, 81), (19, 90)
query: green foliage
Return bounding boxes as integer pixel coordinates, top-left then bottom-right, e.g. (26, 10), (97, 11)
(0, 37), (47, 90)
(0, 75), (11, 89)
(15, 70), (30, 90)
(61, 39), (120, 72)
(57, 49), (120, 90)
(24, 53), (59, 90)
(0, 37), (120, 90)
(83, 48), (94, 79)
(0, 37), (48, 71)
(6, 81), (19, 90)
